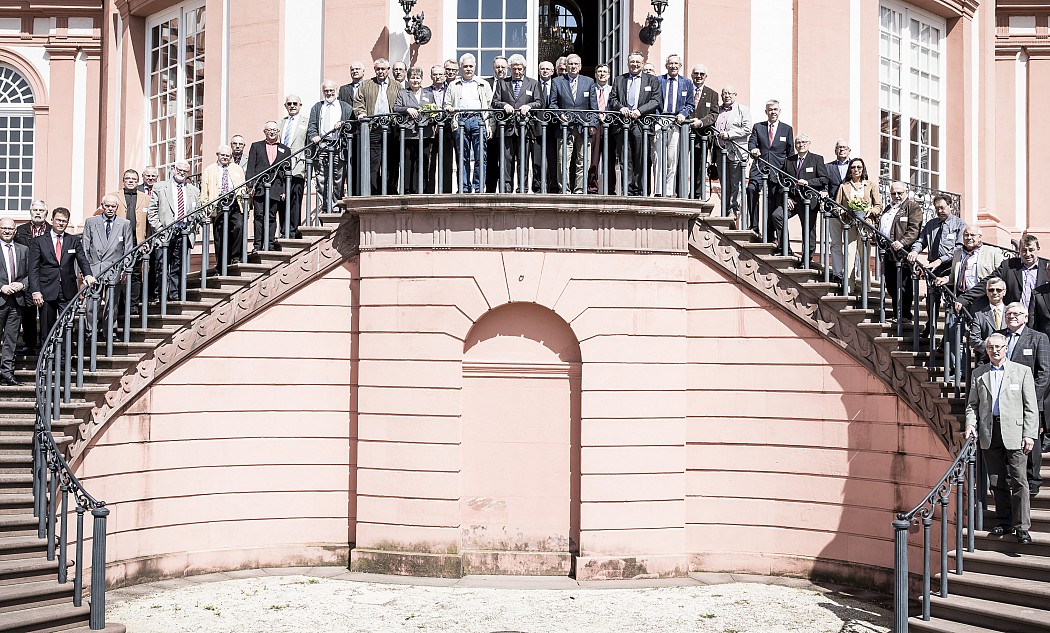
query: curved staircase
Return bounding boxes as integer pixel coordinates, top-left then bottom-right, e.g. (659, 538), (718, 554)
(1, 200), (1044, 632)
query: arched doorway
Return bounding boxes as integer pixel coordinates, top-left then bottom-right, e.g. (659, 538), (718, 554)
(460, 302), (581, 575)
(0, 64), (36, 214)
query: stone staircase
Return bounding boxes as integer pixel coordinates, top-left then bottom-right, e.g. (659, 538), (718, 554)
(0, 215), (340, 632)
(1, 201), (1042, 632)
(695, 214), (1050, 633)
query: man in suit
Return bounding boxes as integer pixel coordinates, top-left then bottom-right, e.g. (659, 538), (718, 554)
(147, 160), (200, 301)
(825, 139), (852, 203)
(532, 60), (561, 193)
(608, 51), (662, 196)
(307, 80), (354, 210)
(0, 218), (28, 385)
(28, 207), (94, 347)
(1000, 302), (1050, 496)
(747, 99), (794, 232)
(14, 200), (49, 354)
(688, 63), (719, 199)
(139, 166), (163, 303)
(966, 332), (1040, 544)
(337, 61), (366, 105)
(550, 54), (597, 195)
(711, 86), (751, 215)
(656, 54), (694, 197)
(199, 144), (246, 265)
(229, 135), (249, 172)
(491, 54), (542, 193)
(82, 195), (135, 333)
(770, 134), (828, 261)
(587, 64), (613, 194)
(103, 171), (149, 309)
(879, 181), (924, 322)
(968, 277), (1008, 358)
(246, 122), (291, 253)
(354, 59), (403, 195)
(278, 95), (308, 237)
(960, 234), (1046, 319)
(391, 61), (409, 90)
(423, 65), (454, 194)
(484, 56), (509, 194)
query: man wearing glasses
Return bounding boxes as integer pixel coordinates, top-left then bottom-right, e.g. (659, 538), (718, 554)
(278, 95), (309, 235)
(0, 218), (28, 385)
(688, 64), (719, 199)
(966, 332), (1040, 544)
(969, 277), (1009, 357)
(147, 160), (200, 301)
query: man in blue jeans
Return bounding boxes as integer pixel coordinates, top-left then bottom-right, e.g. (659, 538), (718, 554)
(443, 53), (493, 193)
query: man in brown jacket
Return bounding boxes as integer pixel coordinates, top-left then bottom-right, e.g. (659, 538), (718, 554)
(353, 58), (403, 195)
(879, 180), (924, 322)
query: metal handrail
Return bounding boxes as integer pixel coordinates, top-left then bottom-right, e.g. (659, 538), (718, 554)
(29, 124), (345, 629)
(892, 437), (979, 633)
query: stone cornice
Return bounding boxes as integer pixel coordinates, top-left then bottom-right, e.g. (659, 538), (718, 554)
(688, 218), (961, 452)
(68, 216), (360, 465)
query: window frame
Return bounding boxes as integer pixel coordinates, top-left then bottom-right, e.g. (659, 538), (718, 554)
(0, 64), (36, 214)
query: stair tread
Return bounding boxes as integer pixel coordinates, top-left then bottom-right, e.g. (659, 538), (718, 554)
(0, 577), (73, 602)
(0, 601), (89, 630)
(930, 593), (1050, 626)
(944, 570), (1050, 598)
(0, 535), (46, 550)
(960, 547), (1050, 570)
(0, 557), (58, 574)
(908, 615), (1010, 633)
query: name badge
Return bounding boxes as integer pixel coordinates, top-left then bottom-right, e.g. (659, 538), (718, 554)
(1024, 349), (1034, 355)
(1010, 384), (1021, 391)
(117, 236), (124, 242)
(705, 102), (711, 107)
(525, 90), (533, 96)
(780, 136), (786, 142)
(583, 92), (589, 97)
(681, 91), (688, 96)
(67, 249), (75, 254)
(899, 217), (908, 222)
(805, 167), (814, 173)
(644, 86), (652, 91)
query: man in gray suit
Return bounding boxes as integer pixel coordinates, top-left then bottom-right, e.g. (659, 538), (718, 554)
(83, 195), (135, 331)
(279, 94), (309, 238)
(966, 332), (1040, 544)
(147, 160), (201, 301)
(0, 218), (28, 385)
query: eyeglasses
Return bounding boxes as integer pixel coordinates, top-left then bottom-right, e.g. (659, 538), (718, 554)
(987, 344), (1008, 351)
(849, 166), (864, 170)
(285, 102), (300, 106)
(987, 288), (1006, 293)
(1006, 312), (1026, 319)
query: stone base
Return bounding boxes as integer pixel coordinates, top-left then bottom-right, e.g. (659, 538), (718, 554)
(460, 549), (572, 576)
(575, 554), (690, 580)
(350, 547), (463, 578)
(690, 551), (894, 593)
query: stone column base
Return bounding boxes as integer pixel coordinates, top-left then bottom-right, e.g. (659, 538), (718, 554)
(575, 554), (690, 580)
(461, 549), (572, 576)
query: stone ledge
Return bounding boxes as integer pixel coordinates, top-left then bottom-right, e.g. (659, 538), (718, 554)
(350, 548), (463, 579)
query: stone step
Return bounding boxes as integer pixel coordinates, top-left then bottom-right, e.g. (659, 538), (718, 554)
(942, 569), (1050, 611)
(0, 600), (89, 631)
(0, 557), (60, 587)
(0, 493), (34, 515)
(960, 547), (1050, 583)
(909, 615), (1013, 633)
(929, 593), (1050, 633)
(0, 514), (40, 538)
(0, 578), (76, 615)
(0, 536), (47, 562)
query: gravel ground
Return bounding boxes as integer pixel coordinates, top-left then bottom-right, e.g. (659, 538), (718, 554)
(108, 569), (891, 633)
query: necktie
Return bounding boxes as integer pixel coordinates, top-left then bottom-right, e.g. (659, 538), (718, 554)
(4, 243), (14, 282)
(571, 77), (578, 102)
(768, 123), (774, 144)
(931, 222), (943, 258)
(513, 80), (520, 99)
(177, 184), (185, 220)
(598, 85), (606, 110)
(221, 166), (230, 195)
(54, 234), (62, 261)
(665, 78), (674, 114)
(957, 251), (970, 292)
(994, 307), (1002, 330)
(105, 218), (112, 240)
(796, 157), (804, 177)
(543, 81), (550, 106)
(283, 117), (294, 146)
(694, 87), (701, 108)
(627, 76), (637, 109)
(1008, 332), (1018, 357)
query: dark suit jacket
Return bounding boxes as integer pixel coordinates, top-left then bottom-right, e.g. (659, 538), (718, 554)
(245, 141), (291, 199)
(881, 198), (924, 247)
(27, 231), (91, 302)
(779, 152), (829, 199)
(692, 85), (720, 129)
(550, 75), (599, 129)
(748, 120), (794, 177)
(1030, 283), (1050, 338)
(657, 74), (694, 117)
(491, 76), (542, 136)
(337, 82), (362, 106)
(0, 240), (28, 307)
(961, 257), (1049, 314)
(394, 88), (438, 139)
(825, 160), (851, 201)
(1001, 326), (1050, 409)
(968, 298), (1001, 354)
(607, 72), (662, 120)
(307, 99), (354, 142)
(14, 221), (49, 248)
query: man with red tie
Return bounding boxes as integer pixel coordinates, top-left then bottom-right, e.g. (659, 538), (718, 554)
(27, 207), (94, 348)
(147, 160), (201, 301)
(587, 63), (612, 194)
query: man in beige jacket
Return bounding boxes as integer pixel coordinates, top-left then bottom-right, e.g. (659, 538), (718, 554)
(966, 332), (1040, 544)
(198, 144), (246, 266)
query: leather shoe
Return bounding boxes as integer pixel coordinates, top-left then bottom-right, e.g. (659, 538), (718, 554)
(1017, 529), (1032, 544)
(0, 375), (21, 386)
(990, 525), (1014, 536)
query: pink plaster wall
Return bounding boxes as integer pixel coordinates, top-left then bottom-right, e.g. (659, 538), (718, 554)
(227, 0), (283, 146)
(74, 265), (357, 586)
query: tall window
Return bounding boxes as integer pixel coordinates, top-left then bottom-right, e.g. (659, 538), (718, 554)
(879, 2), (944, 190)
(538, 0), (580, 64)
(599, 0), (623, 75)
(147, 1), (205, 177)
(0, 65), (34, 214)
(457, 0), (527, 77)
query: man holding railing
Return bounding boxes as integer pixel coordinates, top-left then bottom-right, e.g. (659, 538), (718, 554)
(550, 54), (597, 195)
(656, 54), (694, 197)
(199, 144), (246, 265)
(82, 195), (134, 333)
(443, 53), (493, 194)
(491, 54), (541, 194)
(307, 80), (354, 210)
(28, 207), (94, 343)
(354, 59), (404, 195)
(146, 161), (200, 301)
(608, 51), (662, 197)
(966, 332), (1039, 544)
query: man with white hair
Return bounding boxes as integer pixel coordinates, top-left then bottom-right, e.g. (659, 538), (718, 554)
(491, 53), (541, 193)
(688, 63), (719, 198)
(656, 54), (694, 196)
(307, 79), (353, 208)
(550, 53), (597, 194)
(337, 61), (366, 105)
(443, 53), (493, 193)
(354, 58), (404, 194)
(82, 194), (135, 333)
(0, 217), (28, 384)
(147, 160), (200, 300)
(199, 144), (246, 265)
(279, 94), (309, 232)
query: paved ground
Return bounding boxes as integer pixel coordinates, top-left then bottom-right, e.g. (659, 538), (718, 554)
(108, 568), (892, 632)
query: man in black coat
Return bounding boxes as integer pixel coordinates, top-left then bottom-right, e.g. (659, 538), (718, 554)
(27, 207), (93, 349)
(607, 51), (662, 196)
(13, 200), (49, 354)
(245, 122), (291, 253)
(770, 134), (828, 261)
(1000, 302), (1050, 495)
(490, 54), (541, 193)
